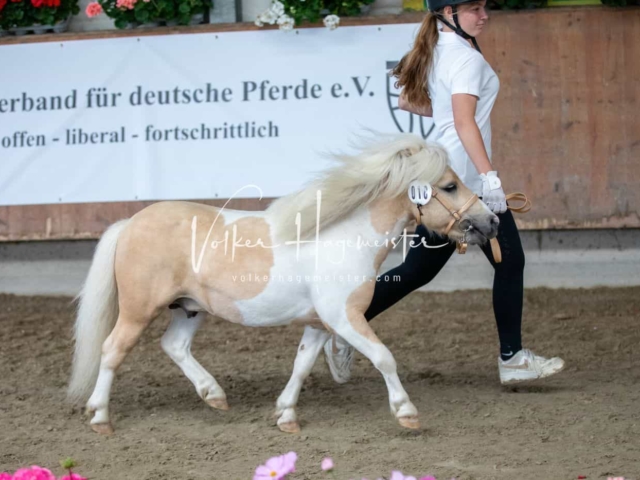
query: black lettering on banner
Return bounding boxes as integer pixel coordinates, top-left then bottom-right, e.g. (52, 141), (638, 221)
(352, 76), (371, 96)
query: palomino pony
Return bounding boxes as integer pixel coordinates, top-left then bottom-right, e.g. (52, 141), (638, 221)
(68, 133), (498, 434)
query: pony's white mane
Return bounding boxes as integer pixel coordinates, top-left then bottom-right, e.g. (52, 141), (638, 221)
(267, 133), (449, 242)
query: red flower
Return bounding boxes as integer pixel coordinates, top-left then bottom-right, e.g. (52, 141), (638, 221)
(30, 0), (59, 7)
(0, 0), (6, 12)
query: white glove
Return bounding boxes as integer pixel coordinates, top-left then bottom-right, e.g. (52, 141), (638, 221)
(480, 171), (507, 214)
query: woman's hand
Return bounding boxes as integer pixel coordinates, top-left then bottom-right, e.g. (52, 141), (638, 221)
(398, 91), (433, 117)
(480, 171), (507, 213)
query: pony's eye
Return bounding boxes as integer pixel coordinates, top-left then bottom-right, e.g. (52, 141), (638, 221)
(444, 184), (457, 192)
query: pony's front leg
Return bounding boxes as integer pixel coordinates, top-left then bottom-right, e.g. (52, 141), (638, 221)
(325, 310), (419, 429)
(275, 326), (330, 433)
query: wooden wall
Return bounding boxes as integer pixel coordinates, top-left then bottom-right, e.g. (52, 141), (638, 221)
(485, 7), (640, 230)
(1, 7), (638, 241)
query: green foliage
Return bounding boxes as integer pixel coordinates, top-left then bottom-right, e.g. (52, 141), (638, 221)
(0, 0), (79, 30)
(98, 0), (212, 29)
(60, 458), (77, 470)
(282, 0), (375, 25)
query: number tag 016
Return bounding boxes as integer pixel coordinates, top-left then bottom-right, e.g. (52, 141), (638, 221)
(408, 182), (432, 206)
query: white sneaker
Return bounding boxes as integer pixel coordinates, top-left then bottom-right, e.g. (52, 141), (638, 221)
(499, 349), (565, 385)
(323, 335), (355, 384)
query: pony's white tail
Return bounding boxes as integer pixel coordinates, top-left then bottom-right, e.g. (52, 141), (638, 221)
(68, 219), (130, 403)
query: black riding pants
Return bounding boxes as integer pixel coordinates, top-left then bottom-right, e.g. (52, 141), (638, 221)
(365, 209), (525, 358)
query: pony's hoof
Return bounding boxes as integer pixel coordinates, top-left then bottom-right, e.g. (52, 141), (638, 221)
(206, 397), (229, 411)
(278, 421), (300, 434)
(91, 422), (114, 435)
(398, 416), (420, 430)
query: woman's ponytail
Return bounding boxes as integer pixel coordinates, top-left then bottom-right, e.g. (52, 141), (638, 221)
(390, 13), (439, 110)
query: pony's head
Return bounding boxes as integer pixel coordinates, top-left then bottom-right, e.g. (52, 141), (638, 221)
(406, 164), (499, 245)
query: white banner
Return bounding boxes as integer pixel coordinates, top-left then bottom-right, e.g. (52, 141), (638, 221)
(0, 24), (436, 206)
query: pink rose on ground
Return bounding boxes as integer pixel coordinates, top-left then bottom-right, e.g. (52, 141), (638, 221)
(59, 474), (88, 480)
(254, 452), (297, 480)
(321, 457), (334, 471)
(85, 2), (102, 17)
(12, 466), (56, 480)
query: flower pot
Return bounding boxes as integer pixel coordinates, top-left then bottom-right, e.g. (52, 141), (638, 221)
(320, 7), (371, 15)
(242, 0), (270, 22)
(4, 15), (71, 36)
(131, 21), (162, 27)
(189, 12), (204, 24)
(162, 13), (204, 26)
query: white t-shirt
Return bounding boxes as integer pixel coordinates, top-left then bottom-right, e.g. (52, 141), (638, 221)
(428, 27), (500, 196)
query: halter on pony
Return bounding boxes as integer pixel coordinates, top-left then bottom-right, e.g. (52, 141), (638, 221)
(410, 183), (532, 259)
(412, 184), (479, 253)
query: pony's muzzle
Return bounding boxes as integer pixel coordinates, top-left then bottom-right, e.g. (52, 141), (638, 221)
(460, 214), (499, 244)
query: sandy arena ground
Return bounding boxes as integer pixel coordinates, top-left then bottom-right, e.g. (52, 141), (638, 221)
(1, 288), (639, 480)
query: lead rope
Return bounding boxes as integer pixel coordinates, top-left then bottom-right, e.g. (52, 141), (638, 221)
(488, 193), (531, 263)
(454, 193), (531, 261)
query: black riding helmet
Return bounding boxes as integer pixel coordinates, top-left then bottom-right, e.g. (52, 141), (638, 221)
(426, 0), (482, 53)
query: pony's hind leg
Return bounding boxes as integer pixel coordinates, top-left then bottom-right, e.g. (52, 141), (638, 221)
(86, 310), (157, 434)
(161, 309), (228, 410)
(275, 326), (330, 433)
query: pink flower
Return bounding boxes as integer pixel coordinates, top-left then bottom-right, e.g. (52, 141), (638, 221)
(254, 452), (297, 480)
(321, 457), (334, 471)
(115, 0), (135, 9)
(59, 475), (88, 480)
(419, 477), (437, 480)
(0, 473), (12, 480)
(12, 467), (56, 480)
(85, 1), (103, 17)
(391, 472), (417, 480)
